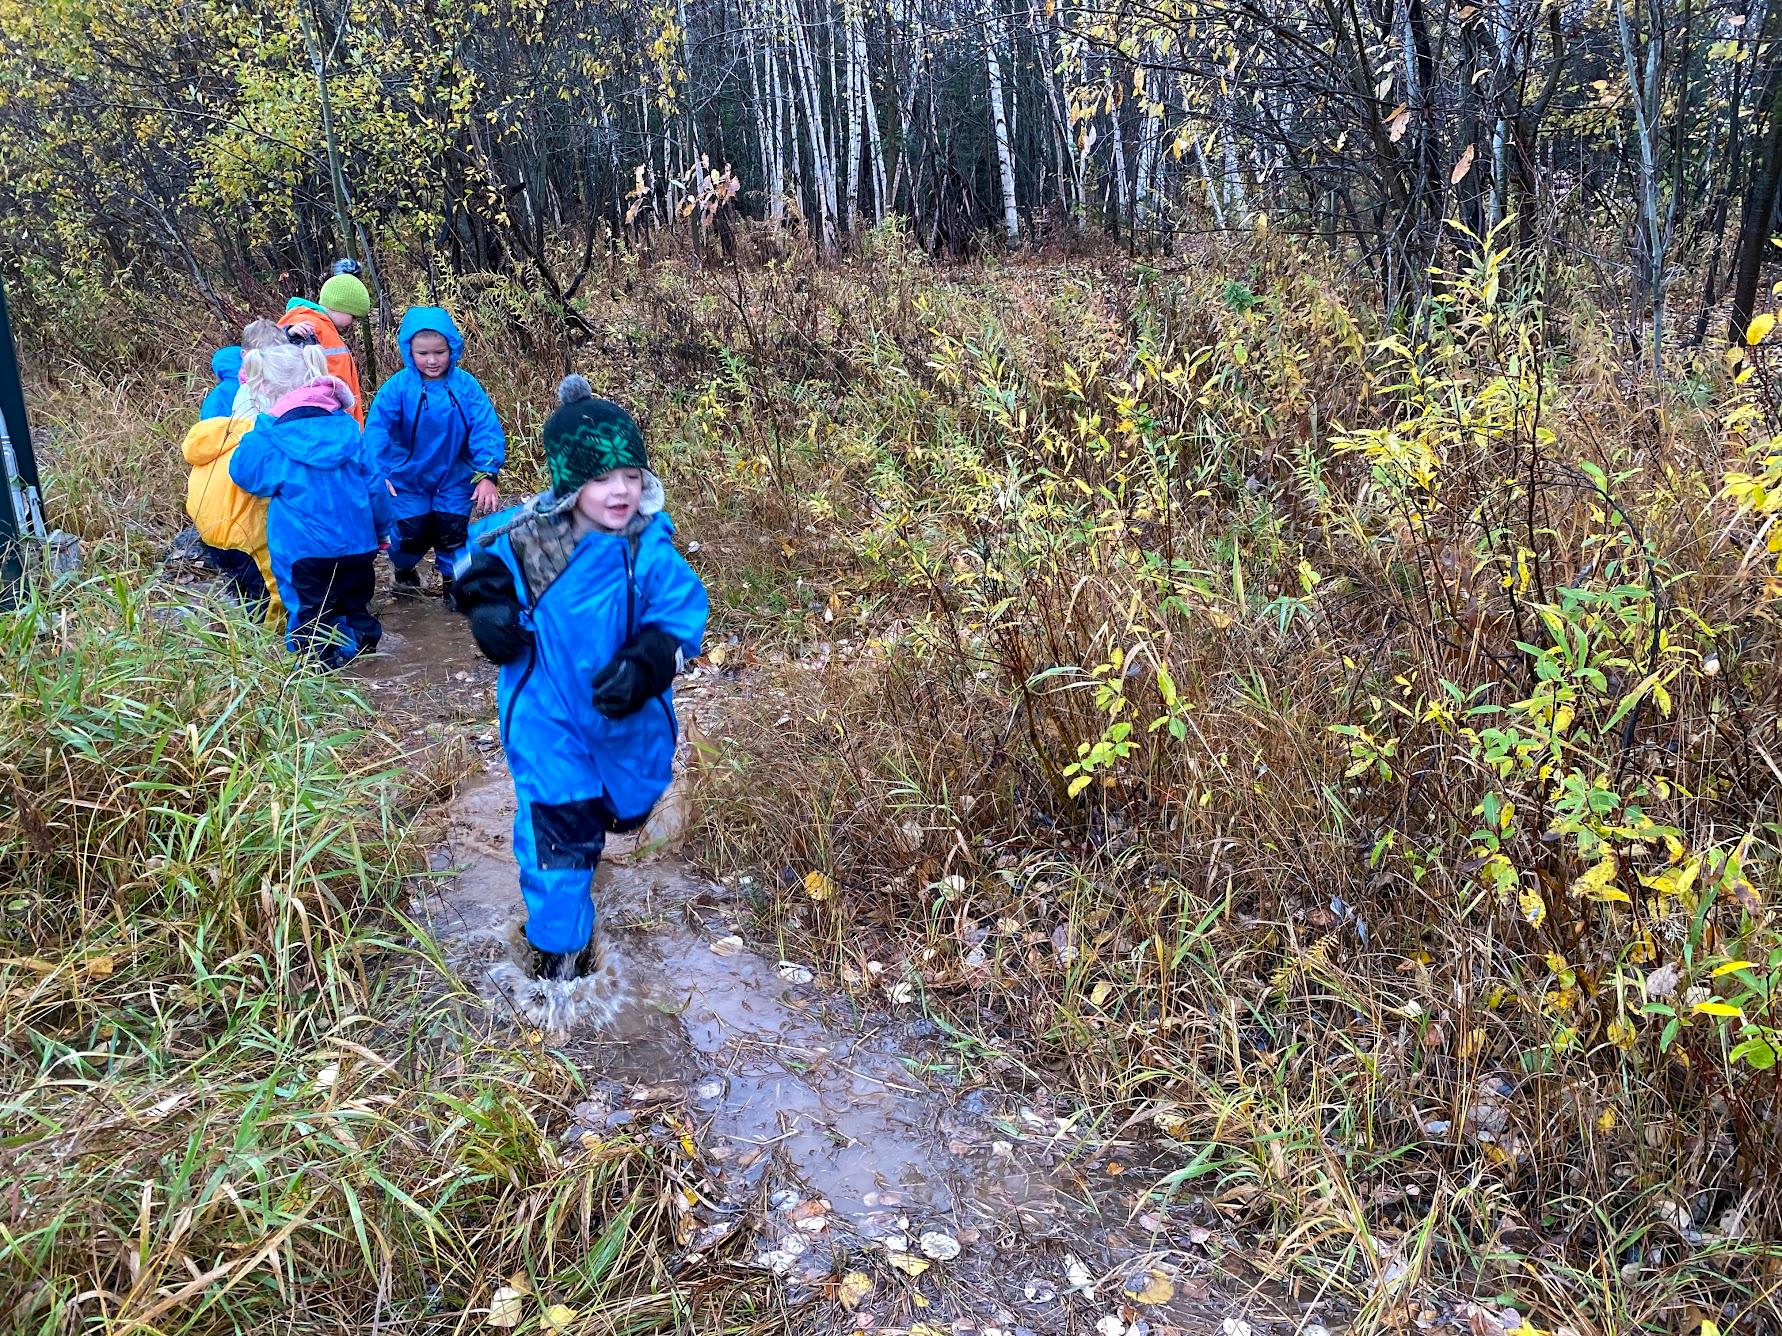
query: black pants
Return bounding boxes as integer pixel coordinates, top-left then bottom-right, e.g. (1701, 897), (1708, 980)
(204, 544), (269, 619)
(287, 553), (381, 668)
(391, 511), (471, 577)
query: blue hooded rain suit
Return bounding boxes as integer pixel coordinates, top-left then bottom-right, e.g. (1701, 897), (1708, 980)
(201, 346), (243, 420)
(363, 308), (505, 578)
(230, 394), (391, 667)
(471, 506), (707, 954)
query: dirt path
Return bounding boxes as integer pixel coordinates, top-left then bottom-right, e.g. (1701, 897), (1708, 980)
(359, 596), (1316, 1336)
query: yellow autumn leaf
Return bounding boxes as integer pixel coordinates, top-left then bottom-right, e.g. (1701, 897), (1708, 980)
(1126, 1271), (1176, 1305)
(888, 1253), (930, 1277)
(1519, 886), (1547, 926)
(1712, 960), (1758, 977)
(1572, 855), (1628, 902)
(1692, 1000), (1744, 1018)
(837, 1271), (874, 1310)
(802, 870), (837, 901)
(1747, 312), (1776, 346)
(1089, 980), (1114, 1007)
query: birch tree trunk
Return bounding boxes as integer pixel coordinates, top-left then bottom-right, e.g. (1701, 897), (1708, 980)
(1108, 75), (1130, 237)
(984, 2), (1020, 245)
(786, 0), (839, 252)
(855, 13), (888, 223)
(844, 3), (864, 231)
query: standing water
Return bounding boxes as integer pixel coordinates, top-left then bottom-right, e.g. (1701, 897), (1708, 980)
(358, 597), (1313, 1336)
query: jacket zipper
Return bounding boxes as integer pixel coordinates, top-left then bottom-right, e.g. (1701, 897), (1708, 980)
(623, 533), (678, 746)
(500, 536), (595, 739)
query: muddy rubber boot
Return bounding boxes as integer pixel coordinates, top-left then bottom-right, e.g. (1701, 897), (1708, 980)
(490, 922), (627, 1035)
(393, 567), (424, 598)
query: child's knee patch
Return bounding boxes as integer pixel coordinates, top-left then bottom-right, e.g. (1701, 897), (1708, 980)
(530, 797), (610, 870)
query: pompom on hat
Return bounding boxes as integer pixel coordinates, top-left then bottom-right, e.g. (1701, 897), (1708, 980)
(318, 273), (371, 318)
(542, 376), (655, 504)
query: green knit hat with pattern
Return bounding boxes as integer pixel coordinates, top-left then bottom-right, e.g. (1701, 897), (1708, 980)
(542, 376), (648, 495)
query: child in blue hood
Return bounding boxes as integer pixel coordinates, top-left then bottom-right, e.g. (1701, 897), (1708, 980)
(452, 376), (707, 1031)
(363, 307), (505, 599)
(229, 343), (392, 668)
(201, 346), (243, 420)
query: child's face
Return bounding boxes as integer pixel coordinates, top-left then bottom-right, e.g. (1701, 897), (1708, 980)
(410, 330), (451, 379)
(327, 309), (356, 332)
(576, 468), (643, 533)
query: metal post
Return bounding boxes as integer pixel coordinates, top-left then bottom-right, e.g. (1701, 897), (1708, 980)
(0, 273), (45, 607)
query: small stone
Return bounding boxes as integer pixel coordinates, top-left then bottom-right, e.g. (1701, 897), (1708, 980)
(918, 1231), (961, 1260)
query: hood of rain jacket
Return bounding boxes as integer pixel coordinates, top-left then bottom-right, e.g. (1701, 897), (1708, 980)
(364, 307), (506, 519)
(201, 346), (244, 420)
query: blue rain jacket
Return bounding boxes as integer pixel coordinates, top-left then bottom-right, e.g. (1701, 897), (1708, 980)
(201, 346), (243, 420)
(229, 405), (390, 627)
(473, 507), (707, 952)
(363, 308), (505, 522)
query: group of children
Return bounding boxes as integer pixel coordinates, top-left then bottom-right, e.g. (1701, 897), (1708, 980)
(182, 268), (708, 1014)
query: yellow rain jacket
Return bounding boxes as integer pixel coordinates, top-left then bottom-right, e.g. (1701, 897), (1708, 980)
(182, 416), (282, 618)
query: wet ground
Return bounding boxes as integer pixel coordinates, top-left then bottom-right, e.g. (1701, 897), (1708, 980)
(354, 589), (1326, 1336)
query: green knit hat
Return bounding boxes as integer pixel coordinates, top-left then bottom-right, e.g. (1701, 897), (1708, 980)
(318, 273), (371, 317)
(542, 376), (648, 495)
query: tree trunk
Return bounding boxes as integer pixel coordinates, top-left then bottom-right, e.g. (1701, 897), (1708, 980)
(1730, 74), (1782, 342)
(984, 3), (1020, 246)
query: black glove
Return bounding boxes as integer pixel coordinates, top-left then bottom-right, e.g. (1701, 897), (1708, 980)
(591, 627), (681, 719)
(452, 551), (534, 665)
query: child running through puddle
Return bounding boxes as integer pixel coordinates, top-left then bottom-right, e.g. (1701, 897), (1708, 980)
(452, 376), (707, 1031)
(363, 306), (504, 599)
(229, 342), (390, 668)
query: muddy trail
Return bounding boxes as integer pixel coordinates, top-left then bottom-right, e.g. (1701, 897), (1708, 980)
(357, 594), (1326, 1336)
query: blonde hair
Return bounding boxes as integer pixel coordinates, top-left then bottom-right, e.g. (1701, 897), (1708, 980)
(237, 341), (325, 417)
(241, 318), (285, 351)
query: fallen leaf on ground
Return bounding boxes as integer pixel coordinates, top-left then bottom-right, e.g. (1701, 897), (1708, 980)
(1065, 1253), (1098, 1298)
(486, 1286), (525, 1327)
(542, 1305), (577, 1332)
(838, 1271), (874, 1310)
(1126, 1272), (1175, 1305)
(888, 1254), (930, 1277)
(1224, 1320), (1255, 1336)
(790, 1198), (830, 1221)
(804, 870), (837, 900)
(709, 935), (745, 957)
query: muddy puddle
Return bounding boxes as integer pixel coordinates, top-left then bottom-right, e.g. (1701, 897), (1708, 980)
(360, 596), (1324, 1336)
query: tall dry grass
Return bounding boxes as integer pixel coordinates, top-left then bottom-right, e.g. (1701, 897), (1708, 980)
(0, 579), (708, 1330)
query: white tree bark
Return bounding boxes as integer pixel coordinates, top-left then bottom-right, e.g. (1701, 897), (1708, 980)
(984, 3), (1020, 245)
(786, 0), (839, 253)
(844, 2), (864, 230)
(855, 13), (888, 223)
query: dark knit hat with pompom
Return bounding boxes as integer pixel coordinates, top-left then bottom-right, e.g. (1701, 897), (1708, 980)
(541, 375), (648, 495)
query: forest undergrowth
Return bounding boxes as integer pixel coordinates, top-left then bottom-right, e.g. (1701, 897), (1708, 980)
(8, 224), (1782, 1333)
